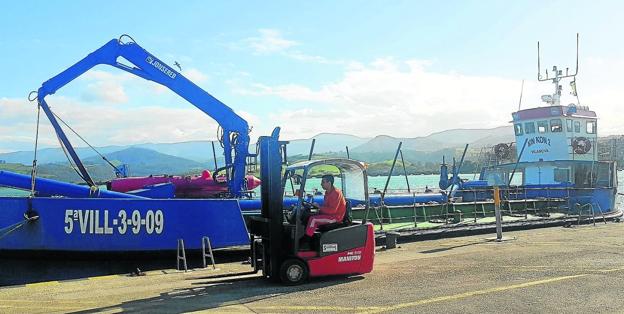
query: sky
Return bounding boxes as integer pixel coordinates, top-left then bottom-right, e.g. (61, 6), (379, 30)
(1, 0), (623, 153)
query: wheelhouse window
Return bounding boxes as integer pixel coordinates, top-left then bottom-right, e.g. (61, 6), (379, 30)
(514, 123), (523, 136)
(537, 120), (548, 133)
(586, 120), (596, 134)
(566, 119), (573, 132)
(554, 168), (570, 183)
(525, 122), (535, 134)
(574, 121), (581, 133)
(550, 119), (562, 133)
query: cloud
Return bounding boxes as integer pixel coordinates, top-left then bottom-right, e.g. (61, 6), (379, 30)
(285, 51), (342, 65)
(0, 97), (61, 152)
(574, 57), (624, 135)
(0, 95), (258, 153)
(235, 57), (624, 140)
(236, 83), (337, 103)
(2, 55), (622, 154)
(182, 68), (209, 83)
(78, 67), (212, 101)
(239, 29), (344, 65)
(245, 29), (298, 54)
(260, 56), (624, 139)
(80, 70), (130, 103)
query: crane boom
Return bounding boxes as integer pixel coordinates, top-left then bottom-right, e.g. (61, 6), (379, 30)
(36, 35), (250, 196)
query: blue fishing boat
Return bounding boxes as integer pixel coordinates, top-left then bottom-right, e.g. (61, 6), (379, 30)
(0, 35), (254, 254)
(348, 35), (620, 228)
(437, 34), (619, 222)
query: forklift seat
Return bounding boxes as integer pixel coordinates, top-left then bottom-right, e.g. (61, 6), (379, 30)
(316, 200), (352, 233)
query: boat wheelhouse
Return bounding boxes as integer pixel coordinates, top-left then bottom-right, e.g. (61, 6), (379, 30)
(468, 34), (618, 216)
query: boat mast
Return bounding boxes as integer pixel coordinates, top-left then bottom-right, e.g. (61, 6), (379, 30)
(537, 33), (579, 106)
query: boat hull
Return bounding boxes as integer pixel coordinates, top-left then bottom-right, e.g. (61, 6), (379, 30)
(0, 197), (250, 253)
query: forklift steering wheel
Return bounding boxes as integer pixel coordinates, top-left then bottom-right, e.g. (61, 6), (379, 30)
(301, 200), (318, 211)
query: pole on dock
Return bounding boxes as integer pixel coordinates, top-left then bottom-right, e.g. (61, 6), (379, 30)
(382, 142), (402, 197)
(493, 186), (503, 241)
(346, 146), (350, 159)
(488, 186), (513, 242)
(508, 138), (528, 187)
(308, 139), (316, 161)
(399, 150), (410, 193)
(211, 141), (218, 172)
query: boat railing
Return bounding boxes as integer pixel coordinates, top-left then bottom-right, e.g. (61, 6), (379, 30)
(372, 188), (434, 194)
(574, 201), (607, 226)
(366, 185), (615, 229)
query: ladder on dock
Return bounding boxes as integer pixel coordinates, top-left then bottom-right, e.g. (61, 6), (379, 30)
(176, 236), (217, 272)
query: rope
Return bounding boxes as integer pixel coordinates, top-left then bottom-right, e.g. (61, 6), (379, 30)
(46, 109), (123, 186)
(30, 102), (42, 197)
(0, 210), (39, 241)
(51, 111), (118, 171)
(0, 220), (29, 241)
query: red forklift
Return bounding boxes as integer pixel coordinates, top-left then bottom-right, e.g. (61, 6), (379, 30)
(249, 128), (375, 285)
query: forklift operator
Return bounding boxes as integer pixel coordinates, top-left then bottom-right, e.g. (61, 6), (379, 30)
(305, 174), (346, 237)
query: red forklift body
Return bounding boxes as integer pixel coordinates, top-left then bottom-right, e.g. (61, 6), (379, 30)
(300, 223), (375, 277)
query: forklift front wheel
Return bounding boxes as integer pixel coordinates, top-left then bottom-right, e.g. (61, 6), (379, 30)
(279, 258), (308, 285)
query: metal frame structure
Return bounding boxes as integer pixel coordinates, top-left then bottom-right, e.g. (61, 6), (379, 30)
(35, 35), (250, 196)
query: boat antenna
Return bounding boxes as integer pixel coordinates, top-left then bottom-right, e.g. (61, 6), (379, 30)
(537, 33), (580, 106)
(518, 79), (524, 110)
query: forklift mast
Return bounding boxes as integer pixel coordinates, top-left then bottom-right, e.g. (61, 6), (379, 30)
(255, 127), (288, 281)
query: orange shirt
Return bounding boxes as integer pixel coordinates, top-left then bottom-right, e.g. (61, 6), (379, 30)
(319, 187), (346, 221)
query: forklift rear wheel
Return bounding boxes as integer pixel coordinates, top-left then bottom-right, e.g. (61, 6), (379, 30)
(279, 259), (308, 285)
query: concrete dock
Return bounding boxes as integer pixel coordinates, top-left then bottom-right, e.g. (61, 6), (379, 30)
(2, 222), (624, 313)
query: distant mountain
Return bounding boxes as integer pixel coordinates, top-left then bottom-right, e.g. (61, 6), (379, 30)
(134, 141), (224, 163)
(352, 126), (515, 153)
(351, 135), (408, 153)
(425, 126), (514, 146)
(82, 147), (208, 177)
(0, 126), (515, 166)
(0, 145), (127, 165)
(284, 133), (371, 156)
(6, 147), (211, 183)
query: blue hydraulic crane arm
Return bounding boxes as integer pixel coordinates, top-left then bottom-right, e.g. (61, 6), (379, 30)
(37, 36), (250, 196)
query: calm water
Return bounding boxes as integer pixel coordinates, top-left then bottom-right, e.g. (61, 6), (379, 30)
(0, 173), (463, 196)
(2, 171), (624, 196)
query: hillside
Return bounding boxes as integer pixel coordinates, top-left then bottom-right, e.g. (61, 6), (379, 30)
(83, 147), (209, 177)
(0, 147), (211, 183)
(279, 133), (370, 156)
(425, 126), (514, 146)
(8, 125), (622, 182)
(0, 145), (127, 165)
(352, 126), (515, 153)
(0, 127), (512, 165)
(134, 141), (224, 163)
